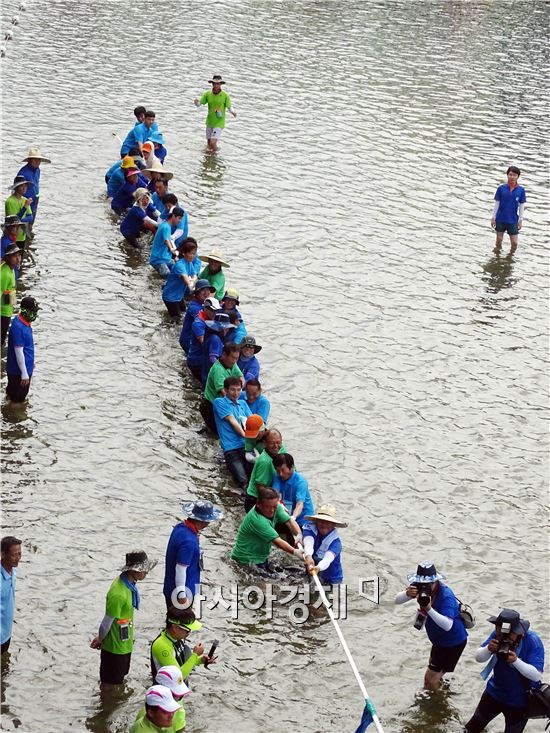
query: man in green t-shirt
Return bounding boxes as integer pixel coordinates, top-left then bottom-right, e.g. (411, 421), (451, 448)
(1, 245), (22, 346)
(90, 550), (156, 688)
(231, 486), (303, 572)
(130, 684), (181, 733)
(200, 342), (243, 435)
(193, 74), (237, 152)
(244, 429), (286, 512)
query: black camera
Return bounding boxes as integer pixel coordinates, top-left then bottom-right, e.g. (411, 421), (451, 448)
(497, 621), (512, 661)
(414, 582), (432, 608)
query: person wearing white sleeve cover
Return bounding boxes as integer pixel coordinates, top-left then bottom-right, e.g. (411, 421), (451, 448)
(464, 608), (544, 733)
(302, 504), (347, 586)
(394, 562), (468, 691)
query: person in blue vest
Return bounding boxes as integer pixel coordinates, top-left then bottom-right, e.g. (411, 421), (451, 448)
(303, 504), (346, 586)
(179, 279), (216, 354)
(394, 562), (468, 691)
(491, 166), (526, 257)
(163, 500), (223, 608)
(6, 296), (40, 403)
(237, 335), (262, 383)
(202, 312), (236, 384)
(16, 147), (51, 231)
(272, 453), (314, 528)
(186, 297), (221, 382)
(1, 536), (22, 655)
(120, 188), (158, 248)
(111, 168), (145, 215)
(464, 608), (544, 733)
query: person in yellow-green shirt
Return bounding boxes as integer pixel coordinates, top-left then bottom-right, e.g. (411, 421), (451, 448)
(4, 177), (33, 244)
(133, 666), (190, 732)
(193, 74), (237, 152)
(90, 551), (157, 688)
(150, 606), (217, 684)
(1, 244), (22, 346)
(130, 684), (182, 733)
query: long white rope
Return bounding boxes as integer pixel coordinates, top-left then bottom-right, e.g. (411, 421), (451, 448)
(1, 2), (28, 58)
(312, 572), (385, 733)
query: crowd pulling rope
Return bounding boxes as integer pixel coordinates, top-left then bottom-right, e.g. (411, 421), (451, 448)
(1, 2), (27, 58)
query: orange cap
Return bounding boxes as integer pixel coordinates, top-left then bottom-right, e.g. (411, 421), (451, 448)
(244, 414), (264, 439)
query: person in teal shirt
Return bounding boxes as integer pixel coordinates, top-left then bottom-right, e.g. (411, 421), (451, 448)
(193, 74), (236, 151)
(272, 453), (315, 527)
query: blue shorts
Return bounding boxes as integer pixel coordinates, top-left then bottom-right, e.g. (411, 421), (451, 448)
(495, 221), (519, 235)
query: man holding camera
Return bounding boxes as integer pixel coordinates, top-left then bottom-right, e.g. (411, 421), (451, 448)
(395, 562), (468, 690)
(464, 608), (544, 733)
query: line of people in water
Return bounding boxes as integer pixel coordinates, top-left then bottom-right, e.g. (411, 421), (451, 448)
(1, 86), (542, 730)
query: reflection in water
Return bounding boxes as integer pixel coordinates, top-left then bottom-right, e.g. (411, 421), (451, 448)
(481, 253), (516, 294)
(195, 152), (227, 202)
(399, 687), (462, 733)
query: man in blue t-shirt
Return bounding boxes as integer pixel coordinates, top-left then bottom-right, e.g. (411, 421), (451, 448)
(491, 165), (526, 256)
(272, 453), (314, 527)
(149, 207), (183, 277)
(1, 536), (22, 654)
(395, 562), (468, 691)
(6, 296), (40, 403)
(213, 376), (252, 489)
(163, 500), (222, 608)
(464, 608), (544, 733)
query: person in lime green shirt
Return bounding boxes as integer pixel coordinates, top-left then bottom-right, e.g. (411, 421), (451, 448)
(134, 666), (190, 732)
(4, 177), (33, 244)
(231, 486), (303, 570)
(193, 74), (237, 151)
(130, 684), (181, 733)
(244, 429), (286, 512)
(200, 343), (243, 435)
(1, 245), (22, 346)
(150, 606), (216, 684)
(90, 551), (156, 688)
(197, 248), (229, 300)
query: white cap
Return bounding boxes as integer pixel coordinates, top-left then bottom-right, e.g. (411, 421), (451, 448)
(145, 684), (180, 713)
(204, 297), (221, 311)
(155, 666), (191, 698)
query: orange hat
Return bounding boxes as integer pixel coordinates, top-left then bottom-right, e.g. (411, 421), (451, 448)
(121, 155), (135, 169)
(244, 414), (264, 439)
(142, 141), (154, 153)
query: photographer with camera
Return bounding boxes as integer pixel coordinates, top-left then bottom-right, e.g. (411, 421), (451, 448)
(395, 562), (468, 690)
(464, 608), (544, 733)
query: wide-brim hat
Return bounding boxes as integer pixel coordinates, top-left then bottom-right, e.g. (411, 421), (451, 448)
(240, 336), (262, 354)
(10, 176), (30, 192)
(181, 499), (223, 523)
(205, 320), (235, 333)
(208, 75), (226, 84)
(304, 504), (348, 528)
(121, 550), (157, 573)
(142, 159), (173, 181)
(192, 278), (216, 295)
(407, 563), (446, 585)
(3, 244), (23, 257)
(2, 215), (22, 230)
(21, 147), (51, 163)
(487, 608), (530, 634)
(199, 249), (230, 268)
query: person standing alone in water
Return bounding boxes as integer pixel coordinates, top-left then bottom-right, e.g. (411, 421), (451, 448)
(491, 166), (526, 257)
(193, 75), (236, 152)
